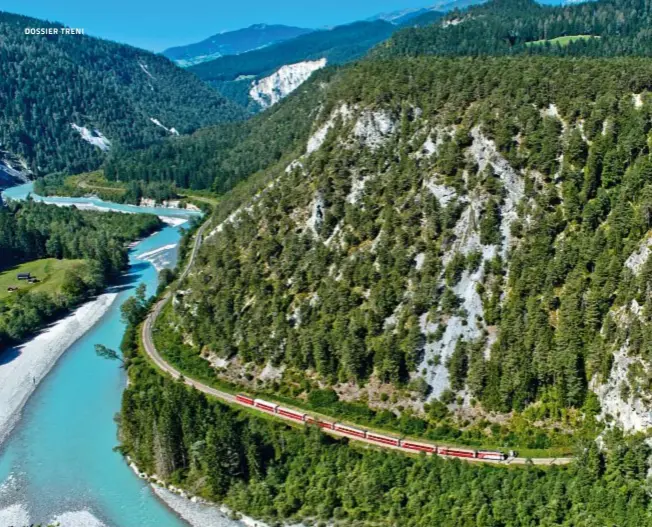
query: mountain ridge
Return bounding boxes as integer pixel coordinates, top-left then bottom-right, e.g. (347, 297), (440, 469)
(0, 10), (244, 176)
(162, 24), (313, 68)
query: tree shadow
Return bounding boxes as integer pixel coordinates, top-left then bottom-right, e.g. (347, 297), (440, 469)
(0, 345), (21, 366)
(111, 261), (150, 291)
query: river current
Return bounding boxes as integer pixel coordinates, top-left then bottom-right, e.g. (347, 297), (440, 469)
(0, 184), (240, 527)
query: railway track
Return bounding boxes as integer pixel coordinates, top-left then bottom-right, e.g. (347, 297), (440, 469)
(141, 217), (573, 467)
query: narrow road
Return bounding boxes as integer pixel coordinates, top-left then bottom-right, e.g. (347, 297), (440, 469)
(141, 218), (573, 467)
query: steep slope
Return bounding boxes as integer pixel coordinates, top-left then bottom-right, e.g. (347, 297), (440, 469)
(103, 68), (332, 192)
(162, 57), (652, 434)
(0, 11), (244, 176)
(248, 58), (327, 109)
(162, 24), (314, 67)
(379, 0), (652, 58)
(190, 21), (396, 109)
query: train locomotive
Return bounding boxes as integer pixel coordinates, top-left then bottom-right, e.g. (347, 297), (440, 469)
(235, 394), (513, 461)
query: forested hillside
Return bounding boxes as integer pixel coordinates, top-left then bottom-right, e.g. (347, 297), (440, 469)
(380, 0), (652, 58)
(95, 0), (652, 195)
(0, 11), (244, 176)
(118, 2), (652, 524)
(120, 360), (651, 526)
(103, 69), (333, 192)
(157, 56), (652, 435)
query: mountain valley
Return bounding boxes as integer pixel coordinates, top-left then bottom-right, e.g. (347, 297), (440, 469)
(4, 0), (652, 525)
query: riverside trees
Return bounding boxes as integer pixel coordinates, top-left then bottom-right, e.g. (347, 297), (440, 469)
(0, 200), (161, 347)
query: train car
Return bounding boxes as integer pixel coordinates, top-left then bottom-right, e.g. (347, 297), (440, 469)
(235, 394), (255, 406)
(437, 447), (477, 459)
(476, 451), (507, 461)
(400, 440), (437, 454)
(366, 432), (400, 447)
(254, 399), (279, 414)
(306, 417), (335, 430)
(333, 423), (367, 439)
(277, 406), (307, 422)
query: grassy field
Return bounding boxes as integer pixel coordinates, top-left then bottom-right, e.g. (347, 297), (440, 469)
(0, 259), (86, 300)
(526, 35), (597, 47)
(177, 189), (221, 210)
(58, 170), (219, 210)
(65, 170), (128, 200)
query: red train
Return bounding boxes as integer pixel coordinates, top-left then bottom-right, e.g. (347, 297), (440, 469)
(235, 394), (512, 461)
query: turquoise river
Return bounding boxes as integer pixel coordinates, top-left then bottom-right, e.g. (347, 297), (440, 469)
(0, 184), (242, 527)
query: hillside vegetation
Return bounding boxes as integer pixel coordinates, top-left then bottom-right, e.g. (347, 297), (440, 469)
(380, 0), (652, 58)
(158, 57), (652, 434)
(120, 357), (651, 526)
(119, 2), (652, 524)
(0, 11), (244, 176)
(103, 69), (334, 193)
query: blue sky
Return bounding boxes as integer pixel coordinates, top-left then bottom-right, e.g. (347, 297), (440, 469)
(4, 0), (431, 52)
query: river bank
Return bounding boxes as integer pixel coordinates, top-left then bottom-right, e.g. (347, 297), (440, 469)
(2, 182), (201, 222)
(0, 182), (254, 526)
(127, 459), (285, 527)
(0, 292), (117, 446)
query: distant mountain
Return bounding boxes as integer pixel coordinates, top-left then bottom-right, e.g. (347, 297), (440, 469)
(370, 0), (485, 24)
(398, 9), (446, 28)
(371, 0), (575, 24)
(0, 11), (244, 177)
(190, 21), (395, 82)
(190, 21), (396, 110)
(370, 7), (432, 24)
(162, 24), (314, 68)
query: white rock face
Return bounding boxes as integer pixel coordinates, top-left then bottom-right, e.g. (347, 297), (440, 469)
(306, 103), (353, 154)
(418, 129), (525, 399)
(469, 127), (525, 258)
(353, 110), (396, 150)
(346, 174), (370, 205)
(424, 180), (457, 207)
(592, 343), (652, 433)
(442, 18), (464, 27)
(250, 58), (327, 109)
(306, 193), (325, 235)
(259, 362), (286, 381)
(419, 266), (486, 399)
(625, 234), (652, 275)
(138, 61), (155, 79)
(0, 155), (31, 186)
(285, 159), (304, 174)
(414, 252), (426, 270)
(420, 134), (440, 157)
(71, 124), (111, 151)
(150, 117), (180, 136)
